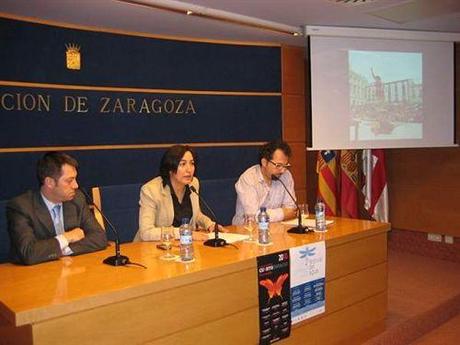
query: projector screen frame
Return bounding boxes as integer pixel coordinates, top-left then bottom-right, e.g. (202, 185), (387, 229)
(305, 26), (458, 150)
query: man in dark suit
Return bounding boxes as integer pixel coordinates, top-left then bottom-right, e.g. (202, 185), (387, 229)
(7, 152), (107, 265)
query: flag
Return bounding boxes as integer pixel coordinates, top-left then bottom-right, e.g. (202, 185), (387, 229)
(362, 149), (389, 222)
(340, 150), (359, 218)
(316, 150), (337, 216)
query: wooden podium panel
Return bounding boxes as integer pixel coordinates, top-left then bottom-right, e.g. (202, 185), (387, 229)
(0, 218), (389, 345)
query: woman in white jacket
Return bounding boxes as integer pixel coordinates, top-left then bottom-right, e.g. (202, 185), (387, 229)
(133, 145), (215, 242)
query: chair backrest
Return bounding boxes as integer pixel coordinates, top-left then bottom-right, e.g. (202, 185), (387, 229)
(199, 178), (237, 226)
(0, 200), (10, 263)
(92, 184), (142, 243)
(90, 178), (237, 242)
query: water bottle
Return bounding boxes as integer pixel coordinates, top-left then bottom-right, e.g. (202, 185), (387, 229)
(179, 218), (194, 261)
(315, 199), (326, 232)
(257, 207), (271, 244)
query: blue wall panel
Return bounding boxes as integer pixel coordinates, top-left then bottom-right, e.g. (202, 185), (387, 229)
(0, 18), (280, 92)
(0, 17), (281, 201)
(0, 146), (260, 200)
(0, 87), (281, 147)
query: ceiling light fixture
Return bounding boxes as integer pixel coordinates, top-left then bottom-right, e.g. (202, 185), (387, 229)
(116, 0), (303, 37)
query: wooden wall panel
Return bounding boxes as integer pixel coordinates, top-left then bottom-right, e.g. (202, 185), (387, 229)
(287, 292), (387, 345)
(32, 268), (258, 345)
(282, 46), (305, 95)
(282, 45), (307, 203)
(386, 44), (460, 237)
(306, 151), (319, 210)
(283, 94), (306, 142)
(387, 148), (460, 236)
(151, 266), (387, 345)
(289, 142), (307, 191)
(326, 232), (387, 281)
(295, 188), (307, 204)
(325, 262), (387, 314)
(148, 308), (259, 345)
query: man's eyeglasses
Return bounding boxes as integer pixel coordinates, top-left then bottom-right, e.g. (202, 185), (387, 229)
(269, 160), (292, 169)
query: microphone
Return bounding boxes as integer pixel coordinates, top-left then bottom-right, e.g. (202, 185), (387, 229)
(271, 175), (309, 234)
(188, 185), (227, 247)
(80, 188), (130, 266)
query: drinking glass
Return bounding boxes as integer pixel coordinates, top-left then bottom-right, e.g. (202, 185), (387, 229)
(160, 226), (176, 260)
(299, 203), (309, 225)
(243, 214), (256, 242)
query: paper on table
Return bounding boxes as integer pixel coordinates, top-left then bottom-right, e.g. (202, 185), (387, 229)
(207, 232), (249, 243)
(281, 218), (334, 227)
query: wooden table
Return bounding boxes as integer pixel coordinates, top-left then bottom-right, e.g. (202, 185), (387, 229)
(0, 218), (390, 345)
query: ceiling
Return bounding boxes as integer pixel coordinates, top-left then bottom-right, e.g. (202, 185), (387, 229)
(1, 0), (460, 46)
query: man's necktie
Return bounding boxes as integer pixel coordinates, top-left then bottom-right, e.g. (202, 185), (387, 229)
(52, 204), (64, 235)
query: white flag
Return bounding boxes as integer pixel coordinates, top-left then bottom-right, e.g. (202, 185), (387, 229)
(362, 149), (389, 222)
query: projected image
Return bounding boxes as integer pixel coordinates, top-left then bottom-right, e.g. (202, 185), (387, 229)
(349, 51), (422, 141)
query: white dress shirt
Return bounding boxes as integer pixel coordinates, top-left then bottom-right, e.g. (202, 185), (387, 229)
(232, 164), (297, 225)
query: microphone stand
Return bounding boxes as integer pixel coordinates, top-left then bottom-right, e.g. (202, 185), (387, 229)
(189, 185), (227, 247)
(80, 188), (132, 266)
(271, 175), (309, 234)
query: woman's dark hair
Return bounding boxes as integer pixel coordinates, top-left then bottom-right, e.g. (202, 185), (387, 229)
(159, 145), (196, 185)
(258, 140), (291, 165)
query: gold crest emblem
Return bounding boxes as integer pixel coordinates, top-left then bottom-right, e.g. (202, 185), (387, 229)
(65, 43), (81, 70)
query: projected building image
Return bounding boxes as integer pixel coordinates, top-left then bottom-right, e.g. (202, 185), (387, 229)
(349, 51), (423, 141)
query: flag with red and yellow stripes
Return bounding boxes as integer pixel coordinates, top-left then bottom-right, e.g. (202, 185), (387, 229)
(340, 150), (359, 218)
(316, 150), (337, 216)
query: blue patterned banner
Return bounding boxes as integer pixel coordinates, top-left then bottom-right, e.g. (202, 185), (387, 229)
(289, 242), (326, 323)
